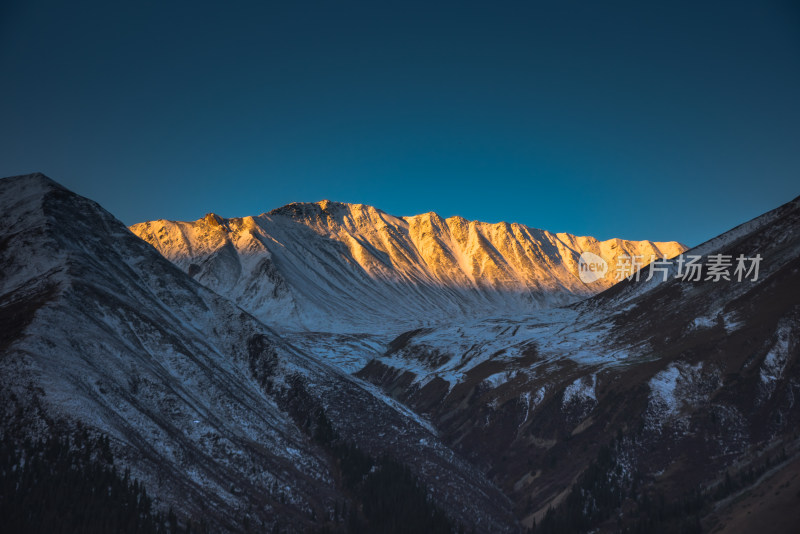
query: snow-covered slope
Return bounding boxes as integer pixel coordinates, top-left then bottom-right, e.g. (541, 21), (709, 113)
(0, 174), (517, 532)
(130, 201), (685, 333)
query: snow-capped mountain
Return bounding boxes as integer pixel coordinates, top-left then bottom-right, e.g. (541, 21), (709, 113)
(130, 201), (685, 333)
(0, 174), (517, 532)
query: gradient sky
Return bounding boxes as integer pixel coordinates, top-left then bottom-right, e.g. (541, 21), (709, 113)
(1, 1), (798, 246)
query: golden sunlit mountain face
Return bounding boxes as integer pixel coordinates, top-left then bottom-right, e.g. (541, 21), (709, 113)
(130, 200), (686, 332)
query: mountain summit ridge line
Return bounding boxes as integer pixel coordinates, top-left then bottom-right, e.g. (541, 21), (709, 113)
(130, 199), (686, 333)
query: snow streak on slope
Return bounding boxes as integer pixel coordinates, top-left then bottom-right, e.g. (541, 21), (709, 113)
(130, 201), (685, 333)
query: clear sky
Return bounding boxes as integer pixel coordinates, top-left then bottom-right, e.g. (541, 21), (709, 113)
(1, 1), (798, 246)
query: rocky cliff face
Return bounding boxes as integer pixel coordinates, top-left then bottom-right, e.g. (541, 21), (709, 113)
(130, 200), (685, 332)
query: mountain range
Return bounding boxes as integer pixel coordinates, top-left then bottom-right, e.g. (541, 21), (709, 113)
(130, 201), (685, 332)
(1, 172), (798, 533)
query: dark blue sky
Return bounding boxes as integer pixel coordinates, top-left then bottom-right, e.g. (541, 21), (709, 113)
(2, 1), (798, 246)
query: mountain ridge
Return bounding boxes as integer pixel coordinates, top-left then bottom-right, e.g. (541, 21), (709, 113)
(131, 199), (686, 332)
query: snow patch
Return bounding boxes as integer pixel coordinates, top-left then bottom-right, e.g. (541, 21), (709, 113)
(722, 312), (744, 333)
(690, 315), (717, 330)
(758, 323), (793, 401)
(562, 374), (596, 406)
(648, 365), (682, 418)
(645, 362), (710, 434)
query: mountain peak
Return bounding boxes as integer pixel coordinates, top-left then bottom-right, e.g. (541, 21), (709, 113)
(0, 172), (66, 199)
(2, 171), (58, 185)
(203, 212), (225, 227)
(265, 200), (388, 226)
(0, 173), (89, 242)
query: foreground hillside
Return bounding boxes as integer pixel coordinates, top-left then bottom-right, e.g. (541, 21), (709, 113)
(0, 174), (517, 533)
